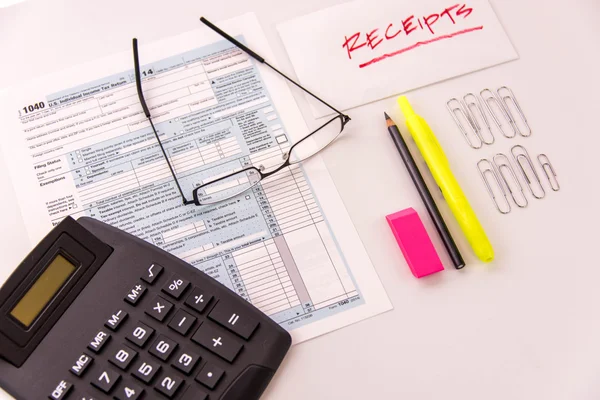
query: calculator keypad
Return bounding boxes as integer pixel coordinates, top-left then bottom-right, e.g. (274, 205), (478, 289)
(59, 260), (282, 400)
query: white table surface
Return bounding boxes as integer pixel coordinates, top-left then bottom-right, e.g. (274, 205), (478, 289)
(1, 0), (599, 399)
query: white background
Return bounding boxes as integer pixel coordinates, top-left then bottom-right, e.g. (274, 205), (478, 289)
(1, 1), (599, 399)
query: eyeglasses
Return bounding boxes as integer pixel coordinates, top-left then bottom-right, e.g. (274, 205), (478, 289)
(132, 17), (350, 206)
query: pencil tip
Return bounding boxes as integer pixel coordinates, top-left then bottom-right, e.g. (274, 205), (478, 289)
(384, 112), (390, 120)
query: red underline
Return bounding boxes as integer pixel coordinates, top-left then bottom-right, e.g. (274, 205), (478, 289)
(358, 26), (484, 69)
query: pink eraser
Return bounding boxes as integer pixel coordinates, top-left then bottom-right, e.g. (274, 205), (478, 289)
(386, 208), (444, 278)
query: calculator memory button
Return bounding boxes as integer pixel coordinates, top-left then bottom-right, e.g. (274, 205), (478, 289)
(90, 368), (121, 393)
(208, 300), (259, 340)
(167, 309), (197, 336)
(131, 358), (161, 384)
(114, 380), (144, 400)
(145, 295), (173, 322)
(171, 349), (201, 375)
(181, 387), (208, 400)
(124, 283), (147, 305)
(104, 309), (128, 331)
(154, 372), (185, 398)
(149, 334), (178, 361)
(141, 263), (164, 284)
(161, 275), (190, 299)
(184, 287), (213, 314)
(195, 362), (225, 390)
(48, 379), (72, 400)
(69, 353), (93, 377)
(125, 322), (155, 348)
(191, 323), (243, 363)
(87, 330), (111, 353)
(108, 345), (138, 370)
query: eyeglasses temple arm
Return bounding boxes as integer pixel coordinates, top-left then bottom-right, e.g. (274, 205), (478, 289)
(132, 38), (194, 206)
(199, 17), (346, 117)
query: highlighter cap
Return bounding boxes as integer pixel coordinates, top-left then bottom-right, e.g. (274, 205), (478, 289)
(398, 96), (416, 118)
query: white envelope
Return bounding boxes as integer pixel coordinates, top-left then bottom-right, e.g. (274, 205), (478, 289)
(277, 0), (519, 118)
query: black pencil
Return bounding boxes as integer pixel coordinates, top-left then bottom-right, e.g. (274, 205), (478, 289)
(385, 112), (465, 269)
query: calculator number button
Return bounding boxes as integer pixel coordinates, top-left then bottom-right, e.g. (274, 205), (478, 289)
(124, 283), (147, 305)
(149, 334), (178, 361)
(132, 359), (161, 384)
(145, 295), (173, 322)
(155, 373), (184, 398)
(195, 362), (224, 389)
(105, 309), (128, 331)
(87, 329), (110, 353)
(172, 349), (201, 375)
(209, 300), (259, 339)
(141, 263), (163, 284)
(168, 309), (197, 336)
(70, 353), (93, 377)
(184, 287), (213, 314)
(191, 323), (243, 362)
(109, 345), (138, 370)
(91, 368), (120, 393)
(126, 322), (155, 348)
(48, 379), (72, 399)
(162, 275), (190, 299)
(114, 380), (144, 400)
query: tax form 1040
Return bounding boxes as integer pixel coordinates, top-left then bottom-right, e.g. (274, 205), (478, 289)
(0, 13), (391, 343)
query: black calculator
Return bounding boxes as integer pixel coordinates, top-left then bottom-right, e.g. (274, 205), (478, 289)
(0, 217), (291, 400)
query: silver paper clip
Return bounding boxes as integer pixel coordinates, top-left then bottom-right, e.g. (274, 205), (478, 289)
(477, 159), (511, 214)
(497, 86), (531, 137)
(480, 88), (516, 138)
(447, 98), (483, 149)
(492, 153), (528, 208)
(463, 93), (494, 145)
(537, 154), (560, 191)
(511, 145), (545, 199)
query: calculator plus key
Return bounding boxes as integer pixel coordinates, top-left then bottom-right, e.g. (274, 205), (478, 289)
(195, 362), (225, 389)
(141, 263), (163, 284)
(132, 358), (161, 384)
(145, 295), (173, 322)
(114, 380), (144, 400)
(168, 309), (197, 336)
(90, 368), (120, 393)
(48, 379), (72, 400)
(191, 323), (243, 362)
(104, 309), (128, 331)
(162, 275), (190, 299)
(69, 353), (93, 377)
(124, 283), (147, 305)
(154, 372), (184, 398)
(149, 334), (178, 361)
(87, 329), (111, 353)
(184, 287), (213, 314)
(126, 322), (155, 348)
(209, 300), (259, 339)
(171, 349), (200, 375)
(109, 345), (138, 370)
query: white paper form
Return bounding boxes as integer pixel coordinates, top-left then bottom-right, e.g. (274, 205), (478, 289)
(0, 13), (391, 343)
(277, 0), (519, 118)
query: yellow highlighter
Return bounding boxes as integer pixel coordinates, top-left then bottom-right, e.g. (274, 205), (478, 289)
(397, 96), (494, 263)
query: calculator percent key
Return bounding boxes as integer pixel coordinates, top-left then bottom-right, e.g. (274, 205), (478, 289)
(162, 275), (190, 299)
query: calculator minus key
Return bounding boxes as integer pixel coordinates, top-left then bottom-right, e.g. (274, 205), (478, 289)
(124, 283), (147, 305)
(144, 295), (173, 322)
(162, 275), (190, 299)
(208, 300), (259, 339)
(141, 263), (164, 284)
(168, 309), (197, 335)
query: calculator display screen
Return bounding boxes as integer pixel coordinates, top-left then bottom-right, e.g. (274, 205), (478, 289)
(10, 254), (76, 327)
